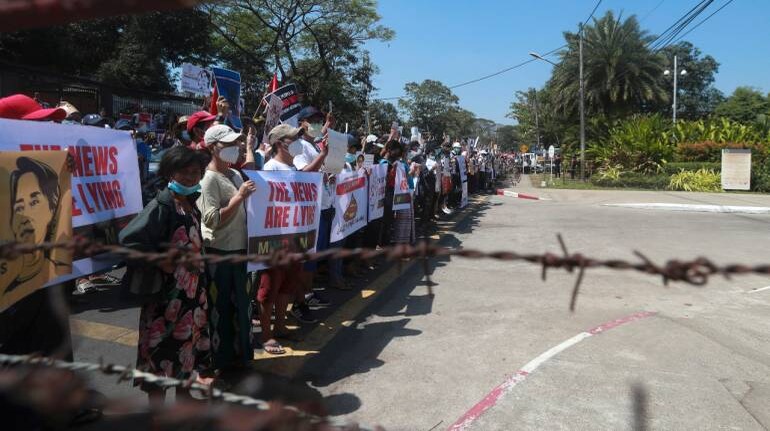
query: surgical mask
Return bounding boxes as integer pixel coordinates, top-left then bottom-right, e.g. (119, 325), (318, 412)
(181, 131), (191, 141)
(218, 146), (240, 164)
(168, 180), (201, 196)
(288, 140), (303, 157)
(453, 148), (461, 155)
(345, 153), (357, 164)
(307, 123), (323, 138)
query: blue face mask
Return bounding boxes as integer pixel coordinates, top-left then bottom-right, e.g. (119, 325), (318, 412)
(181, 131), (191, 142)
(168, 180), (201, 196)
(345, 153), (357, 164)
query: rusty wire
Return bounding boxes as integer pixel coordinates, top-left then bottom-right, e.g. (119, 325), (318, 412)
(0, 353), (378, 431)
(3, 235), (770, 311)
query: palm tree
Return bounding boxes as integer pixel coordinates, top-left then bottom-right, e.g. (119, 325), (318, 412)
(549, 11), (668, 119)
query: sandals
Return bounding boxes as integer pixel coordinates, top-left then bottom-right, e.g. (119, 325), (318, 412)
(262, 339), (286, 355)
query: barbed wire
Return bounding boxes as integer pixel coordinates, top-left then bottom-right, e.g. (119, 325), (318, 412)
(3, 235), (770, 311)
(0, 353), (378, 431)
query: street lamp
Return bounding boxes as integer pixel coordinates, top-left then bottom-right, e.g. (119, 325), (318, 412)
(529, 26), (586, 182)
(664, 55), (687, 123)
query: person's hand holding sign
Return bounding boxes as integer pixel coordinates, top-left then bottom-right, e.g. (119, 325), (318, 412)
(237, 180), (257, 201)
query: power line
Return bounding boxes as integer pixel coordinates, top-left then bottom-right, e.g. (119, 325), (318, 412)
(640, 0), (667, 23)
(374, 1), (602, 101)
(649, 0), (714, 51)
(670, 0), (735, 45)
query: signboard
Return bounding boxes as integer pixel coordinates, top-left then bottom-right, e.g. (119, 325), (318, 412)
(181, 63), (212, 96)
(262, 93), (283, 145)
(393, 162), (412, 211)
(548, 145), (555, 159)
(263, 83), (302, 127)
(368, 163), (387, 221)
(0, 119), (142, 283)
(457, 155), (468, 208)
(363, 154), (375, 168)
(519, 144), (528, 153)
(212, 67), (242, 130)
(324, 129), (348, 174)
(244, 170), (322, 271)
(1, 151), (72, 311)
(331, 170), (368, 242)
(721, 149), (751, 190)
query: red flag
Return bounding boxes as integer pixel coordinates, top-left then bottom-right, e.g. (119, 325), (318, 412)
(268, 73), (279, 93)
(209, 83), (218, 115)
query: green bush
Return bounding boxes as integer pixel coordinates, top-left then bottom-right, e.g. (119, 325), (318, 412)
(591, 172), (670, 190)
(668, 169), (722, 192)
(662, 162), (720, 175)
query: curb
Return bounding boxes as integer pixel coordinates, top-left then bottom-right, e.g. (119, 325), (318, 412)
(496, 189), (549, 201)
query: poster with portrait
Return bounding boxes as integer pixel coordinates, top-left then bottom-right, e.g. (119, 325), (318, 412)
(0, 118), (143, 284)
(368, 163), (387, 221)
(0, 151), (72, 311)
(331, 170), (368, 242)
(393, 162), (412, 211)
(244, 170), (323, 271)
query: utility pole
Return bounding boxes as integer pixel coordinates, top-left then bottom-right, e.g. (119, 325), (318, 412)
(579, 23), (586, 181)
(532, 89), (541, 150)
(672, 55), (678, 123)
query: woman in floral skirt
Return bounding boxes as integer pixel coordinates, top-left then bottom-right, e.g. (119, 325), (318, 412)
(119, 146), (213, 403)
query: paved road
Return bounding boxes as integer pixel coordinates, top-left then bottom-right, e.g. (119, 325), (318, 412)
(70, 176), (770, 430)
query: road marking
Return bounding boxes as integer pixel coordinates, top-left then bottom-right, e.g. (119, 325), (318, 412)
(447, 311), (657, 431)
(252, 197), (486, 370)
(603, 203), (770, 214)
(748, 285), (770, 294)
(496, 189), (550, 200)
(70, 318), (138, 347)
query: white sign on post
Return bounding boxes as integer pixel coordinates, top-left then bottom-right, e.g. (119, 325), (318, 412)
(331, 170), (368, 242)
(721, 149), (751, 190)
(324, 129), (348, 174)
(548, 145), (555, 159)
(243, 170), (323, 271)
(181, 63), (212, 96)
(0, 119), (143, 283)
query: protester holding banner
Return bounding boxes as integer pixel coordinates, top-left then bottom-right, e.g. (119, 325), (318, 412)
(197, 124), (256, 369)
(252, 124), (314, 355)
(118, 146), (213, 403)
(379, 139), (415, 246)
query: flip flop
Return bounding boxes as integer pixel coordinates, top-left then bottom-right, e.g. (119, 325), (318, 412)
(262, 339), (285, 355)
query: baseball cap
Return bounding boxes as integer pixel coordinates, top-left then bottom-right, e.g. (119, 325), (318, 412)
(268, 124), (303, 145)
(204, 124), (243, 147)
(297, 106), (323, 122)
(58, 101), (81, 120)
(187, 111), (216, 132)
(114, 118), (133, 130)
(0, 94), (67, 121)
(82, 114), (107, 127)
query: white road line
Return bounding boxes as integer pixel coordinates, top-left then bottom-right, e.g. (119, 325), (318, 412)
(748, 285), (770, 294)
(602, 203), (770, 214)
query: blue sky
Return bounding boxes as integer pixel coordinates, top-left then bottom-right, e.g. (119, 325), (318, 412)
(364, 0), (770, 125)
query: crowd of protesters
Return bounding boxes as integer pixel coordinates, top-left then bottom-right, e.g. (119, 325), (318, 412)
(0, 91), (508, 404)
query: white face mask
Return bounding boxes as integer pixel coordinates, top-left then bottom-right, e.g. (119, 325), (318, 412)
(218, 146), (240, 164)
(288, 140), (303, 157)
(307, 123), (323, 138)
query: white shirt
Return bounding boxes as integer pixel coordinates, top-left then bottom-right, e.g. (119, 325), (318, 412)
(263, 158), (296, 171)
(294, 138), (332, 209)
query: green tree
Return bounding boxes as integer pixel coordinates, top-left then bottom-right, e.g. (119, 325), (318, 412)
(657, 41), (723, 119)
(204, 0), (393, 125)
(398, 79), (461, 139)
(549, 11), (667, 118)
(496, 125), (520, 151)
(366, 99), (400, 135)
(714, 87), (770, 123)
(0, 10), (213, 92)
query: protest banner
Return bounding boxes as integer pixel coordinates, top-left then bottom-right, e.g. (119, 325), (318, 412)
(261, 93), (283, 145)
(181, 63), (212, 96)
(0, 151), (72, 311)
(363, 154), (375, 168)
(244, 170), (323, 271)
(458, 155), (468, 208)
(331, 170), (368, 242)
(0, 119), (143, 283)
(324, 129), (348, 174)
(393, 162), (412, 211)
(263, 83), (302, 127)
(368, 163), (387, 221)
(212, 67), (243, 130)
